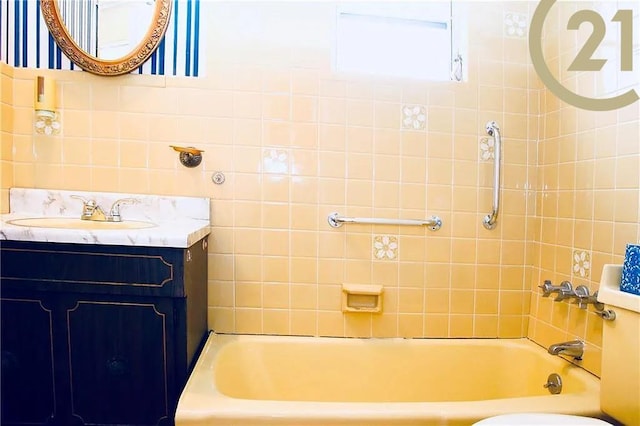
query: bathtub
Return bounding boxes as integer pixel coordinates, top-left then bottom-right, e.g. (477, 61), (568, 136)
(175, 333), (603, 426)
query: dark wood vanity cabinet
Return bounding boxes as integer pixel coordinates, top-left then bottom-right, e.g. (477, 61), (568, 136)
(0, 238), (209, 426)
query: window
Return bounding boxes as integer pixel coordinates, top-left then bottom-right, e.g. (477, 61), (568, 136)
(335, 2), (454, 81)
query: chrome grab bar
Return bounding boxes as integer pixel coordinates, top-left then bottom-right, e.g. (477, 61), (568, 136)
(327, 212), (442, 231)
(483, 121), (502, 230)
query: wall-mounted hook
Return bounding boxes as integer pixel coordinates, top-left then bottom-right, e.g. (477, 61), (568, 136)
(170, 145), (204, 168)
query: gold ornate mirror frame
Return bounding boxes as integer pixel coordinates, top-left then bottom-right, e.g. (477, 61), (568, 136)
(41, 0), (172, 76)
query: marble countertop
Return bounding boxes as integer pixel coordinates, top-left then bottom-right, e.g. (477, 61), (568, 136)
(0, 188), (211, 248)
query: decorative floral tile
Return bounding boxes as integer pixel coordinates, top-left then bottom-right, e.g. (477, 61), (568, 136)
(401, 105), (426, 130)
(262, 148), (288, 174)
(34, 112), (61, 136)
(504, 12), (528, 38)
(479, 136), (495, 161)
(373, 235), (398, 260)
(572, 250), (591, 278)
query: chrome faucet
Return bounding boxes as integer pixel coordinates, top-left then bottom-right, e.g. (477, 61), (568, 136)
(548, 340), (584, 360)
(72, 196), (107, 221)
(554, 286), (577, 302)
(538, 280), (573, 301)
(571, 285), (605, 310)
(71, 196), (138, 222)
(540, 280), (608, 312)
(108, 198), (138, 222)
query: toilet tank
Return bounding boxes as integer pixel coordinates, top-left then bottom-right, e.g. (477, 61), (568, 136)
(598, 265), (640, 426)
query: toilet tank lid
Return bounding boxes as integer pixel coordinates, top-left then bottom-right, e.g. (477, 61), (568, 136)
(472, 413), (613, 425)
(598, 264), (640, 313)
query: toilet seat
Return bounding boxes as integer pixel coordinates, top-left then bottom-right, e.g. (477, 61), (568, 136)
(473, 413), (613, 425)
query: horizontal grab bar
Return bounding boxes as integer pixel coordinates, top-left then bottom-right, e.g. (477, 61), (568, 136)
(327, 212), (442, 231)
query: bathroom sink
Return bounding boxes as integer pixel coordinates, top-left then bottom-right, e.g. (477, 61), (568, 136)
(7, 217), (156, 230)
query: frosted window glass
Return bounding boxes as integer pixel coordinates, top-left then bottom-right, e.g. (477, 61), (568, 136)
(336, 9), (451, 81)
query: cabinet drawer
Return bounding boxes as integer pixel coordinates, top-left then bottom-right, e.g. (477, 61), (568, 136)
(0, 240), (190, 297)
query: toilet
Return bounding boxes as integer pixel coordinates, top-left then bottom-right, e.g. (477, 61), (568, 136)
(473, 413), (612, 425)
(476, 265), (640, 426)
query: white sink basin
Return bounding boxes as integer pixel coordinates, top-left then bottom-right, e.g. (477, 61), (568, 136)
(7, 217), (156, 230)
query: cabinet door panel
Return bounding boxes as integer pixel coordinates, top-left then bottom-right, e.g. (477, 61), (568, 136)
(67, 300), (172, 425)
(1, 298), (56, 425)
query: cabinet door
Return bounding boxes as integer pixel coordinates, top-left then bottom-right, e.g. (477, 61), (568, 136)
(1, 297), (56, 425)
(65, 298), (175, 426)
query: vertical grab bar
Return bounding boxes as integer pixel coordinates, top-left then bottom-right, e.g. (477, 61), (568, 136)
(483, 121), (501, 230)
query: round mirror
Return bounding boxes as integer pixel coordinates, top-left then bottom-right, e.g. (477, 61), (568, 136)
(41, 0), (172, 76)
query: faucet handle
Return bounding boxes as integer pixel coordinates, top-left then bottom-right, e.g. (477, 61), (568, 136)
(554, 288), (574, 302)
(553, 282), (575, 302)
(71, 195), (98, 219)
(539, 280), (573, 299)
(571, 286), (605, 311)
(574, 285), (590, 297)
(548, 281), (574, 302)
(71, 195), (97, 208)
(70, 194), (89, 203)
(538, 280), (554, 297)
(572, 285), (590, 308)
(108, 198), (139, 222)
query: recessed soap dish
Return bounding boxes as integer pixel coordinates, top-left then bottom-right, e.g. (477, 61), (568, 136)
(170, 145), (204, 168)
(342, 284), (383, 313)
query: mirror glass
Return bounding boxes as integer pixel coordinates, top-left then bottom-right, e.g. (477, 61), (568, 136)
(57, 0), (155, 60)
(41, 0), (171, 76)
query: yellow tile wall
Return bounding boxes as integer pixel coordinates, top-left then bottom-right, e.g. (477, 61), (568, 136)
(4, 2), (537, 339)
(527, 1), (640, 376)
(1, 63), (15, 212)
(6, 2), (635, 360)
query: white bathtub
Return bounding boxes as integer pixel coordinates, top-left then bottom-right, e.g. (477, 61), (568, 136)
(175, 333), (604, 425)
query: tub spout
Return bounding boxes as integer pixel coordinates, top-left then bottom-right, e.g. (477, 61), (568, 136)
(548, 340), (584, 360)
